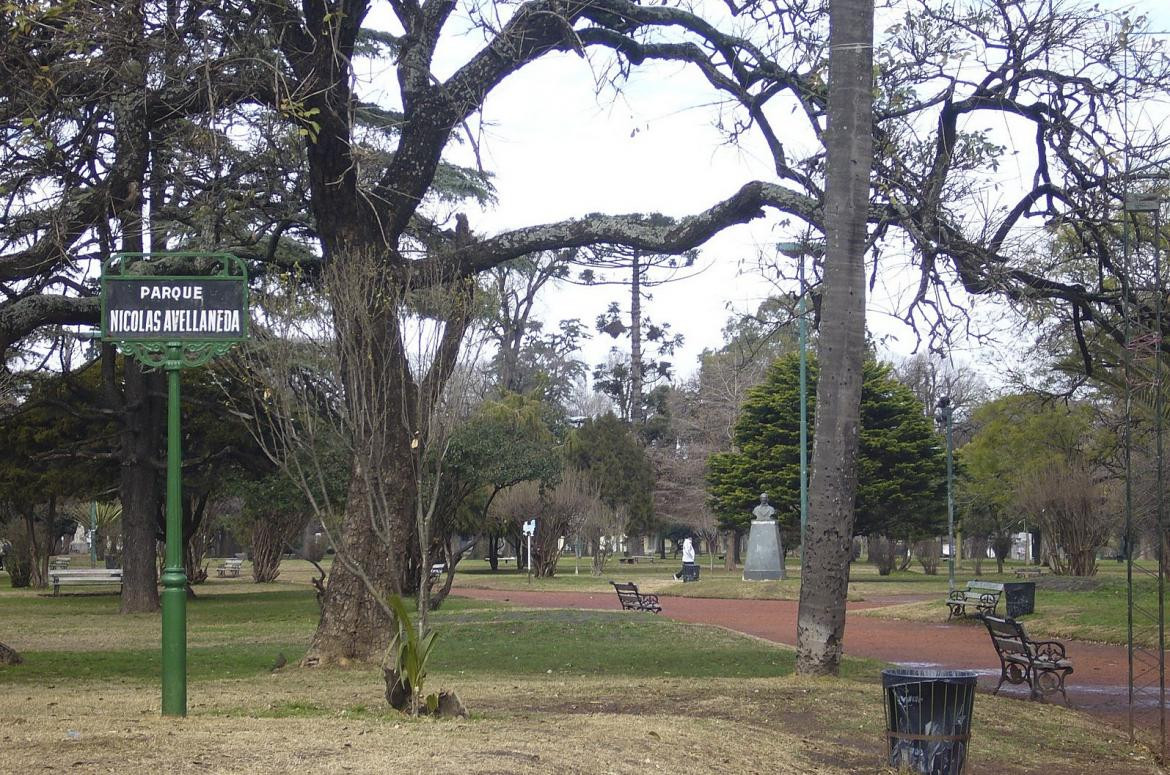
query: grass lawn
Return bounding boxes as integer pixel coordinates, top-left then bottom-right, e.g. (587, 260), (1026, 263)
(0, 566), (1161, 773)
(454, 556), (1049, 600)
(860, 569), (1163, 647)
(459, 557), (1162, 647)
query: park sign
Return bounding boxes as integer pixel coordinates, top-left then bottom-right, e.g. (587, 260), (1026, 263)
(101, 253), (248, 365)
(100, 252), (249, 719)
(105, 279), (244, 339)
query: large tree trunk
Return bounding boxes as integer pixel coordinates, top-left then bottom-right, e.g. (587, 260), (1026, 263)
(795, 0), (874, 676)
(304, 258), (418, 663)
(116, 356), (163, 614)
(304, 472), (402, 663)
(108, 11), (160, 614)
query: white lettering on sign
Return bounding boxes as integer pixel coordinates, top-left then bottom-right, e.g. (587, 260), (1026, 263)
(108, 309), (241, 336)
(138, 285), (205, 301)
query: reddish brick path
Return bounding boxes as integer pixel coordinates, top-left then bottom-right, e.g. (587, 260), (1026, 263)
(455, 587), (1161, 730)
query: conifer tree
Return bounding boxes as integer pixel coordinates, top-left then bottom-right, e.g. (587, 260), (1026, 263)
(708, 354), (946, 543)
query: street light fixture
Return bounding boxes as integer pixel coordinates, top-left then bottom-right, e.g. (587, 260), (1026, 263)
(936, 396), (956, 593)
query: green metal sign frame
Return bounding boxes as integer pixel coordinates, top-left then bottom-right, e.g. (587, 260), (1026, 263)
(100, 251), (249, 718)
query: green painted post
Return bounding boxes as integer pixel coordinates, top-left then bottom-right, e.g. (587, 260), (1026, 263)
(940, 399), (956, 593)
(779, 240), (816, 573)
(161, 344), (187, 717)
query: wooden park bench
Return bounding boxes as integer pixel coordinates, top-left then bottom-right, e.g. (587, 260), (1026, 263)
(983, 615), (1074, 703)
(610, 581), (661, 613)
(49, 568), (122, 596)
(215, 558), (243, 578)
(49, 556), (70, 570)
(428, 562), (446, 579)
(1014, 567), (1047, 579)
(946, 580), (1003, 620)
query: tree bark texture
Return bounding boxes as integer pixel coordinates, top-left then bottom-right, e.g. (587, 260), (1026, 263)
(796, 0), (874, 676)
(117, 358), (162, 614)
(23, 509), (47, 589)
(305, 296), (416, 661)
(304, 462), (410, 662)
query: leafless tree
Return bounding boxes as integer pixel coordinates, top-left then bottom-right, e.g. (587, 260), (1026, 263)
(491, 468), (605, 577)
(914, 538), (942, 575)
(229, 250), (484, 659)
(1018, 462), (1115, 576)
(896, 354), (988, 427)
(650, 440), (720, 563)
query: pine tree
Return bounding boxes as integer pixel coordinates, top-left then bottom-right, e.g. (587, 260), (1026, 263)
(708, 354), (946, 542)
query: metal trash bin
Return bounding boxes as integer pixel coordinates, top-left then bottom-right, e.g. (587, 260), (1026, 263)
(1000, 581), (1035, 617)
(882, 668), (978, 775)
(679, 563), (699, 582)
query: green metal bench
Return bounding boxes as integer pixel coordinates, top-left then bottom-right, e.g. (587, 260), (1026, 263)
(946, 580), (1002, 620)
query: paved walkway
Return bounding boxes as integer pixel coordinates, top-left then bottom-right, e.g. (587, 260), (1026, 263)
(455, 587), (1161, 729)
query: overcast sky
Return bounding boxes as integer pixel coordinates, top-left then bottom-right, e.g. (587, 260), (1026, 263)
(372, 0), (1170, 389)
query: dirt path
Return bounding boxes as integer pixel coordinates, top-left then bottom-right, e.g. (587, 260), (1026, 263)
(454, 587), (1156, 730)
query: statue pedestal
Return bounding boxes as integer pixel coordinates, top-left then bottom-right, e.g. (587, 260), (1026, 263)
(743, 520), (785, 581)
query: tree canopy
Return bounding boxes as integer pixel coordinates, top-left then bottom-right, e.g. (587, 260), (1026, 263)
(567, 412), (655, 539)
(708, 353), (946, 540)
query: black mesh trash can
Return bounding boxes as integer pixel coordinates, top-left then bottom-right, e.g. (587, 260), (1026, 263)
(1001, 581), (1035, 617)
(882, 668), (978, 775)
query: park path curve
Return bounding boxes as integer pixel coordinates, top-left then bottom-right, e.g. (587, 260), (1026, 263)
(454, 586), (1152, 729)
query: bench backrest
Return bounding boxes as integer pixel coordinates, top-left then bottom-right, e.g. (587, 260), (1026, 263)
(967, 581), (1004, 593)
(611, 581), (642, 600)
(983, 615), (1032, 659)
(50, 569), (122, 581)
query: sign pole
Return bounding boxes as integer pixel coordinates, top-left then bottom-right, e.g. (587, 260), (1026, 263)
(160, 344), (187, 716)
(101, 252), (249, 719)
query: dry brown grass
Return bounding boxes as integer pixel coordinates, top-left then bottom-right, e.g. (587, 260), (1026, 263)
(1, 668), (1161, 775)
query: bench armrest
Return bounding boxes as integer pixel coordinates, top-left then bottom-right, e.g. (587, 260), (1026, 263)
(979, 592), (1000, 606)
(641, 593), (660, 605)
(1032, 640), (1068, 660)
(947, 590), (965, 602)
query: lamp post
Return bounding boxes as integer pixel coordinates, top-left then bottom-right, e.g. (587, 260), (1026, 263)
(936, 396), (956, 593)
(1124, 190), (1166, 752)
(777, 241), (820, 571)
